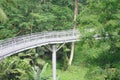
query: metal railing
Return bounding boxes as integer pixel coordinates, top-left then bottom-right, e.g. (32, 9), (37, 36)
(0, 29), (80, 59)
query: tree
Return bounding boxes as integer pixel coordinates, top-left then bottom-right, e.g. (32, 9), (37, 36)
(79, 0), (120, 57)
(75, 0), (120, 79)
(68, 0), (78, 65)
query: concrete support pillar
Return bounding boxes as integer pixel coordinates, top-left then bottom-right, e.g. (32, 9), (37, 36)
(52, 45), (57, 80)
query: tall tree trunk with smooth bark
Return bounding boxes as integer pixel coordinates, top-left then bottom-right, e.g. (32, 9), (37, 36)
(68, 0), (78, 65)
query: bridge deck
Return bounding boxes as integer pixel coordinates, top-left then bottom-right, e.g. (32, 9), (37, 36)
(0, 29), (80, 60)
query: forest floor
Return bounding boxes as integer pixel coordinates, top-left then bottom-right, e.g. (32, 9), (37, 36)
(43, 65), (88, 80)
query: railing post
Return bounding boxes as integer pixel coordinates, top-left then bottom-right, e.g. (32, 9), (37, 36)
(0, 45), (2, 49)
(52, 45), (57, 80)
(73, 29), (75, 37)
(12, 40), (14, 47)
(14, 38), (16, 45)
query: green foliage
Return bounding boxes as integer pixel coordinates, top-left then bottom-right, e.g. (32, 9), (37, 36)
(43, 65), (87, 80)
(0, 0), (75, 40)
(39, 63), (48, 80)
(85, 66), (120, 80)
(0, 49), (49, 80)
(78, 0), (120, 61)
(85, 66), (106, 80)
(1, 0), (120, 79)
(0, 8), (8, 23)
(0, 57), (33, 80)
(75, 0), (120, 79)
(32, 63), (48, 80)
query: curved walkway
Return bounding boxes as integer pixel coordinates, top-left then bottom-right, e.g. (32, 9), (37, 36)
(0, 29), (80, 60)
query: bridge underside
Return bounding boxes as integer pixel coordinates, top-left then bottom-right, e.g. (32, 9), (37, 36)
(0, 38), (78, 60)
(0, 29), (80, 80)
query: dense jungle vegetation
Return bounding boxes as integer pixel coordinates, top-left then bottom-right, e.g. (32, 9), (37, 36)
(0, 0), (120, 80)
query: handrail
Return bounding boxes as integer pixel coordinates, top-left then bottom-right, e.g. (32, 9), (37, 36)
(0, 29), (80, 60)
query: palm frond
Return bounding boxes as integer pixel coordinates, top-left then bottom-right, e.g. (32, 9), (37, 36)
(0, 8), (8, 23)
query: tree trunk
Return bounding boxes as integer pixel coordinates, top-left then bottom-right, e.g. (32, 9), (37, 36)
(68, 0), (78, 66)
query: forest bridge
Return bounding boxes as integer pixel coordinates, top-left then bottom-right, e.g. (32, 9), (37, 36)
(0, 29), (80, 80)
